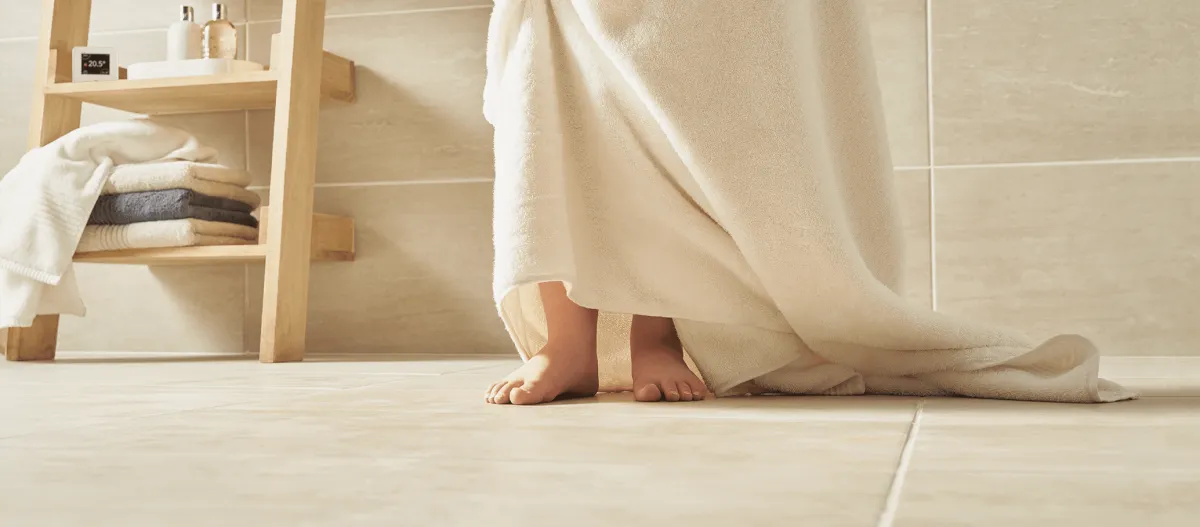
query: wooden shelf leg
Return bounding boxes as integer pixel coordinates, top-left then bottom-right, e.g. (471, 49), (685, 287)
(6, 317), (61, 361)
(7, 0), (92, 362)
(258, 0), (328, 363)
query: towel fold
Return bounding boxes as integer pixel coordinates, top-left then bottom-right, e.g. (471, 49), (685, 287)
(89, 189), (258, 228)
(77, 219), (259, 253)
(0, 119), (218, 328)
(485, 0), (1134, 403)
(104, 161), (261, 208)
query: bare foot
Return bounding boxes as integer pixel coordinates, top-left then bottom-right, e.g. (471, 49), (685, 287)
(486, 281), (599, 405)
(630, 315), (710, 402)
(486, 343), (598, 405)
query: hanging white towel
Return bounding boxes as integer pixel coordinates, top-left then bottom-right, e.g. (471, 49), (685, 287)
(0, 119), (218, 329)
(485, 0), (1135, 402)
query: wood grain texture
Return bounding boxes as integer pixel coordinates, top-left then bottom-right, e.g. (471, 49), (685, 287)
(71, 214), (354, 265)
(258, 0), (329, 363)
(8, 0), (91, 362)
(44, 57), (354, 116)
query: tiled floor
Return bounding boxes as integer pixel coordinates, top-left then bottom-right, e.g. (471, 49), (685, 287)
(1, 354), (1198, 527)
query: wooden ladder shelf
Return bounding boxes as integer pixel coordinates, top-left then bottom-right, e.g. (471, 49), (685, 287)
(5, 0), (356, 364)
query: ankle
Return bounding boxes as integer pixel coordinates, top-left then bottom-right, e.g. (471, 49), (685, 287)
(542, 336), (598, 356)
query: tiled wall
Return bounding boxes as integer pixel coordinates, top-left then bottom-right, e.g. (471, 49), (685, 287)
(1, 1), (1196, 357)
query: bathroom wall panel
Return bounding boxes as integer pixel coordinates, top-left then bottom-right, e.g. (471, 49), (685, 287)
(934, 162), (1200, 356)
(931, 0), (1200, 164)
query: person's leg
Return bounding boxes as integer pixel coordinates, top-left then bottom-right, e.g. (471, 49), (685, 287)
(630, 315), (709, 402)
(486, 282), (599, 405)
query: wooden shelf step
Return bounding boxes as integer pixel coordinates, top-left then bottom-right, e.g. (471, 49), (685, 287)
(45, 51), (356, 115)
(74, 213), (355, 265)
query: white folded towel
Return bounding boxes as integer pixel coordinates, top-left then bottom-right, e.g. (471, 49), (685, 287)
(104, 161), (260, 208)
(0, 119), (217, 328)
(485, 0), (1134, 403)
(76, 219), (258, 253)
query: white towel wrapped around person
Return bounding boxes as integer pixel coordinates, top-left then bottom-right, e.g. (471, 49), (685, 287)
(484, 0), (1134, 402)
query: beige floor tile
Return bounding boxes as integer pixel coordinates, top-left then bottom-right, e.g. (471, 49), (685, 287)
(248, 0), (489, 22)
(912, 399), (1200, 472)
(0, 448), (891, 527)
(4, 355), (1198, 525)
(865, 0), (930, 167)
(0, 382), (291, 439)
(245, 184), (511, 355)
(933, 162), (1200, 356)
(894, 396), (1200, 525)
(931, 0), (1200, 164)
(893, 471), (1200, 527)
(0, 374), (913, 526)
(244, 7), (493, 185)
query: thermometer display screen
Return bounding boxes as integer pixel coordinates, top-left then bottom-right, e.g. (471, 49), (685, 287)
(80, 54), (111, 75)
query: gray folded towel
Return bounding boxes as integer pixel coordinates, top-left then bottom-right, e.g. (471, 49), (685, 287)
(89, 189), (259, 228)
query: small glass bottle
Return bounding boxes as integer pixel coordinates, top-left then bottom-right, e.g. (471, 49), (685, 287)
(203, 3), (238, 59)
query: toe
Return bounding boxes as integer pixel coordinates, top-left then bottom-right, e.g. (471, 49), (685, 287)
(662, 381), (681, 402)
(678, 383), (694, 401)
(486, 381), (507, 404)
(511, 382), (546, 405)
(634, 383), (663, 402)
(495, 380), (523, 404)
(487, 381), (507, 404)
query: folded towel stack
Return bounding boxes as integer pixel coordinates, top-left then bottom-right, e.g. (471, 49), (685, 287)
(80, 162), (261, 252)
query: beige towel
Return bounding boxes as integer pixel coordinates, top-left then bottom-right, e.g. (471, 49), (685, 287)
(77, 219), (258, 253)
(103, 161), (261, 208)
(484, 0), (1134, 402)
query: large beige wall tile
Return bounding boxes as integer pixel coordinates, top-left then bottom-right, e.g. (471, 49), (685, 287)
(866, 0), (929, 167)
(246, 183), (510, 355)
(932, 0), (1200, 165)
(0, 40), (36, 173)
(934, 162), (1200, 356)
(59, 266), (245, 353)
(244, 7), (493, 185)
(1, 1), (245, 39)
(897, 170), (932, 308)
(248, 0), (487, 21)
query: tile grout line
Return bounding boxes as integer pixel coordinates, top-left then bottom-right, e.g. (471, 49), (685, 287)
(246, 177), (495, 191)
(938, 156), (1200, 170)
(876, 399), (926, 527)
(245, 4), (493, 26)
(0, 4), (491, 43)
(925, 0), (938, 312)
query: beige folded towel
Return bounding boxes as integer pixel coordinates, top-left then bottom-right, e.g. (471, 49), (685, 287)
(103, 161), (260, 208)
(77, 219), (258, 253)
